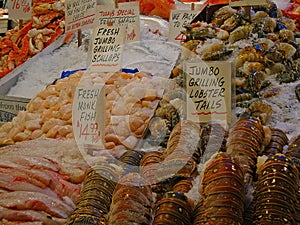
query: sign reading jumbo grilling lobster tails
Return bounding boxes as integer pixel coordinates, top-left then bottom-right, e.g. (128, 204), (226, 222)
(184, 60), (232, 124)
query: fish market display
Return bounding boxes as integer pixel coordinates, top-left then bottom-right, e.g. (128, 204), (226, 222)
(65, 164), (120, 225)
(1, 1), (300, 224)
(194, 152), (245, 225)
(226, 117), (266, 184)
(118, 0), (175, 20)
(0, 0), (66, 78)
(107, 172), (154, 225)
(175, 0), (300, 127)
(0, 70), (165, 150)
(0, 71), (81, 144)
(153, 191), (193, 225)
(0, 138), (89, 224)
(254, 154), (299, 224)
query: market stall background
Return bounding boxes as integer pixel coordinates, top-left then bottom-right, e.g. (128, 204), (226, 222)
(0, 0), (300, 224)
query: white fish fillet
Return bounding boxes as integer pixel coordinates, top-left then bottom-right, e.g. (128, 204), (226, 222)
(0, 206), (66, 225)
(0, 191), (74, 218)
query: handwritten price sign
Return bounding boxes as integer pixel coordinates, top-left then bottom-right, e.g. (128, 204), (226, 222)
(76, 121), (101, 144)
(8, 0), (32, 20)
(229, 0), (267, 6)
(168, 10), (198, 44)
(73, 85), (105, 147)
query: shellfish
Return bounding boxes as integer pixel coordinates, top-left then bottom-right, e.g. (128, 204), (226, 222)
(226, 117), (265, 183)
(262, 127), (289, 156)
(107, 172), (154, 225)
(279, 29), (295, 43)
(286, 135), (300, 225)
(153, 191), (193, 225)
(254, 154), (299, 225)
(228, 25), (253, 44)
(242, 71), (266, 96)
(220, 12), (248, 32)
(235, 45), (264, 68)
(201, 48), (233, 61)
(193, 152), (245, 225)
(296, 83), (300, 102)
(247, 100), (273, 125)
(118, 149), (146, 172)
(197, 122), (228, 163)
(140, 151), (164, 190)
(211, 5), (237, 27)
(65, 164), (120, 225)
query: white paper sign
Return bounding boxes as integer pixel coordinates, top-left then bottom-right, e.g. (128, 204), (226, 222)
(89, 24), (125, 72)
(168, 10), (199, 44)
(184, 61), (232, 124)
(229, 0), (267, 7)
(73, 85), (105, 146)
(96, 2), (140, 42)
(65, 0), (97, 33)
(8, 0), (32, 20)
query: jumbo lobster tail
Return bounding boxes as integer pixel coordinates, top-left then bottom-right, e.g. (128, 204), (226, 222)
(193, 152), (245, 225)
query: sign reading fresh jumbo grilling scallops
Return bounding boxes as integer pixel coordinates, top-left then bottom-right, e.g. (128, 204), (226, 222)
(184, 61), (232, 124)
(89, 25), (125, 72)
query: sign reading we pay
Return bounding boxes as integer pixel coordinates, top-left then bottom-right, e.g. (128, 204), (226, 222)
(89, 24), (125, 72)
(184, 61), (232, 124)
(168, 10), (198, 44)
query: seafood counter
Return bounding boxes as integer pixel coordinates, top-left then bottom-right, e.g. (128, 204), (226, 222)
(0, 0), (66, 78)
(0, 1), (300, 225)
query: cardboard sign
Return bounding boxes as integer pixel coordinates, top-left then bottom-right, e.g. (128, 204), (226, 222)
(184, 61), (232, 124)
(208, 0), (229, 4)
(0, 95), (30, 127)
(168, 9), (199, 44)
(89, 24), (125, 72)
(229, 0), (267, 7)
(65, 0), (97, 33)
(73, 85), (105, 146)
(8, 0), (32, 20)
(96, 2), (140, 42)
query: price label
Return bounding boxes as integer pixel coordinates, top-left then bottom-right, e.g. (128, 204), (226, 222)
(73, 85), (105, 146)
(89, 24), (125, 72)
(65, 0), (97, 33)
(184, 61), (232, 124)
(96, 2), (140, 42)
(229, 0), (267, 7)
(8, 0), (32, 20)
(168, 9), (198, 44)
(0, 95), (30, 127)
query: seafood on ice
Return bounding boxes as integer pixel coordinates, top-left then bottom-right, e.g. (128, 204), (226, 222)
(0, 138), (89, 224)
(0, 0), (66, 78)
(0, 70), (165, 152)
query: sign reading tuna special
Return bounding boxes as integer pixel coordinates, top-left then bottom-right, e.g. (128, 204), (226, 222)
(96, 2), (140, 42)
